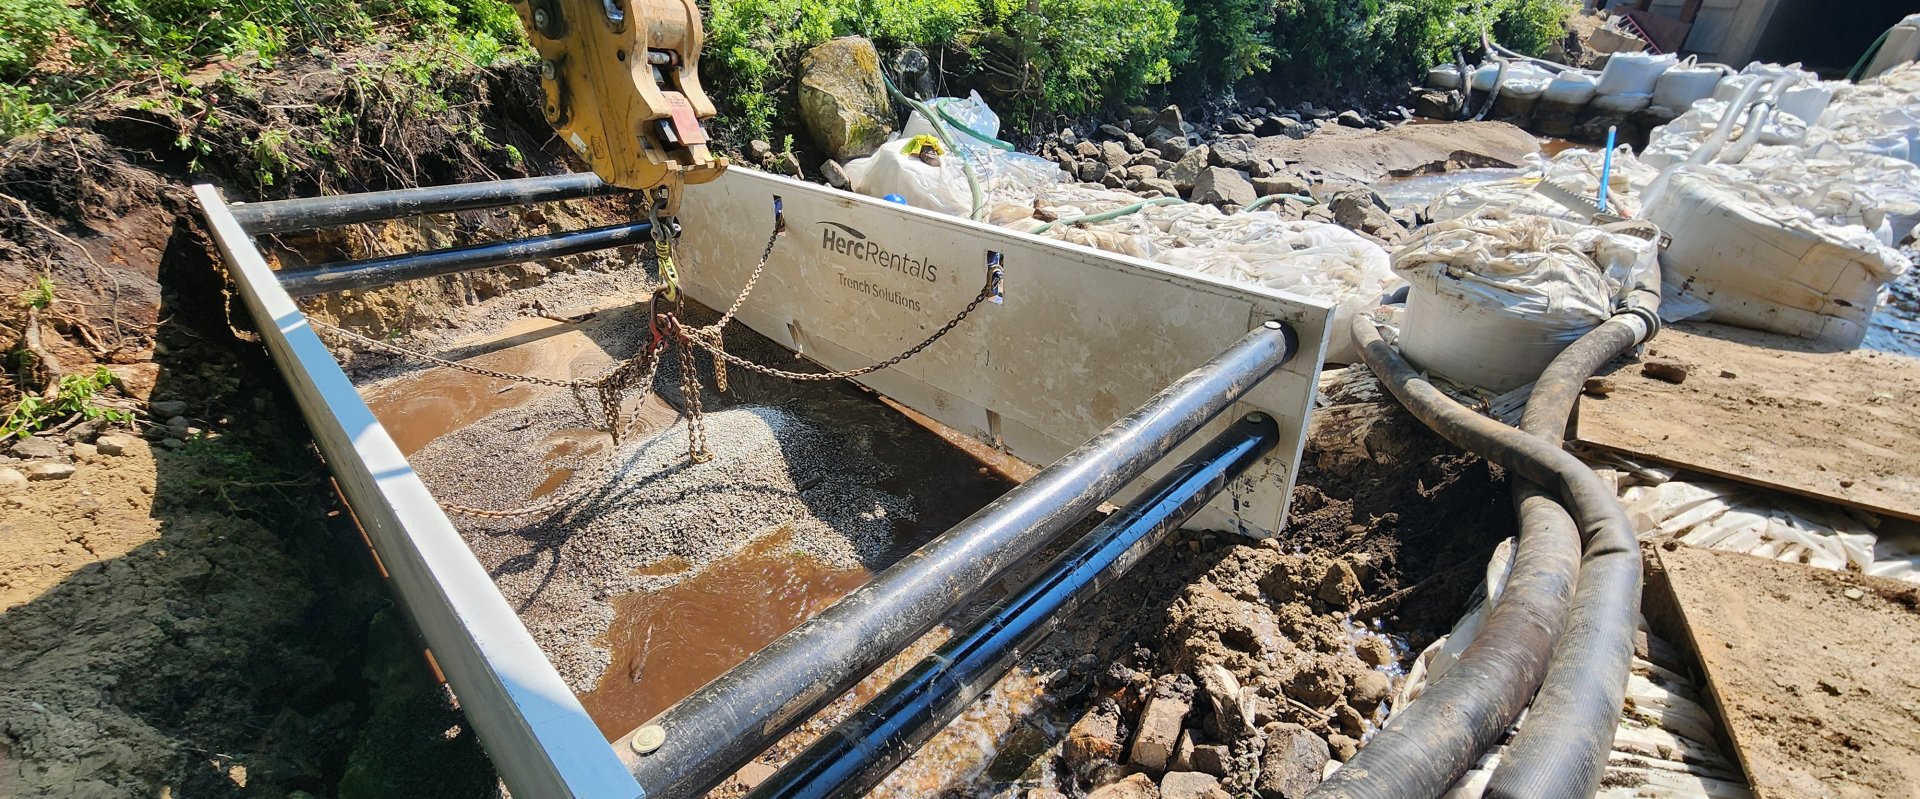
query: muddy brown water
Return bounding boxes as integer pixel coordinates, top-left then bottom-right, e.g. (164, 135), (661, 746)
(362, 300), (1018, 741)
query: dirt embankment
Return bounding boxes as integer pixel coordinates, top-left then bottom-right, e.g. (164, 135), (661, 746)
(0, 47), (620, 798)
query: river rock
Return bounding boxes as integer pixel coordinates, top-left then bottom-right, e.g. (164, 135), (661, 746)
(1161, 771), (1228, 799)
(1190, 743), (1231, 776)
(798, 37), (895, 161)
(1208, 138), (1258, 171)
(1253, 175), (1311, 198)
(1102, 141), (1132, 170)
(1329, 189), (1398, 239)
(1147, 128), (1193, 160)
(149, 399), (188, 417)
(1336, 110), (1369, 128)
(1155, 105), (1185, 132)
(1130, 677), (1195, 773)
(1354, 636), (1393, 667)
(1066, 699), (1126, 775)
(1192, 167), (1258, 207)
(1137, 178), (1179, 198)
(820, 159), (850, 189)
(10, 436), (61, 460)
(1257, 723), (1330, 799)
(747, 139), (774, 163)
(1326, 733), (1359, 761)
(1168, 147), (1210, 192)
(1090, 773), (1160, 799)
(1642, 358), (1690, 384)
(1125, 165), (1160, 183)
(24, 462), (76, 481)
(1078, 161), (1111, 184)
(106, 363), (158, 402)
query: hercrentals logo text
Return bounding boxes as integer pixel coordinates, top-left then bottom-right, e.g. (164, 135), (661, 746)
(820, 222), (939, 283)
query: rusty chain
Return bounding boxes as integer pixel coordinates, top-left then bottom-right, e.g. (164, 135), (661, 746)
(318, 198), (1000, 518)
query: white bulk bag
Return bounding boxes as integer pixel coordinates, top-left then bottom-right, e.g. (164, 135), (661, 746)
(1471, 62), (1504, 92)
(1778, 82), (1836, 127)
(1428, 63), (1466, 90)
(1597, 52), (1677, 96)
(1500, 62), (1556, 99)
(1652, 57), (1728, 113)
(1590, 91), (1654, 116)
(1543, 70), (1600, 106)
(1642, 167), (1911, 347)
(1393, 215), (1660, 391)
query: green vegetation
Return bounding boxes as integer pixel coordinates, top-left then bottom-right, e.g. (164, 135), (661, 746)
(1265, 0), (1575, 85)
(0, 0), (524, 138)
(0, 366), (134, 440)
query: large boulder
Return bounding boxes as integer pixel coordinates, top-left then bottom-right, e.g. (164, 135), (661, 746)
(798, 37), (895, 161)
(1192, 167), (1258, 207)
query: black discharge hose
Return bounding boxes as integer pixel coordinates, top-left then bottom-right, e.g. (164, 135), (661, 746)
(1486, 302), (1658, 799)
(1318, 310), (1652, 799)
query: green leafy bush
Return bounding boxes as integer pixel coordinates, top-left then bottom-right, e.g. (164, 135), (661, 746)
(1174, 0), (1277, 93)
(986, 0), (1182, 115)
(1265, 0), (1572, 87)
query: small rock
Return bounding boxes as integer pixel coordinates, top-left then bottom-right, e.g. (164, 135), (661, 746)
(1257, 723), (1330, 799)
(1253, 175), (1312, 198)
(820, 159), (851, 189)
(1075, 141), (1103, 160)
(1410, 88), (1464, 120)
(1120, 132), (1147, 153)
(1161, 771), (1228, 799)
(1129, 692), (1193, 773)
(1641, 358), (1690, 384)
(1583, 376), (1617, 397)
(747, 139), (774, 163)
(1102, 172), (1128, 190)
(1316, 560), (1362, 608)
(73, 443), (98, 460)
(1099, 123), (1130, 140)
(1126, 165), (1160, 183)
(94, 434), (135, 456)
(777, 152), (804, 178)
(1027, 790), (1069, 799)
(1066, 700), (1127, 775)
(1059, 128), (1080, 146)
(10, 436), (62, 460)
(1845, 587), (1865, 600)
(149, 399), (188, 418)
(1191, 167), (1258, 207)
(1089, 773), (1160, 799)
(1355, 637), (1393, 667)
(1197, 664), (1256, 741)
(1147, 128), (1193, 161)
(24, 462), (76, 481)
(1102, 141), (1132, 170)
(1189, 743), (1231, 777)
(1137, 178), (1180, 198)
(1287, 662), (1346, 707)
(1331, 703), (1367, 737)
(161, 438), (187, 450)
(106, 363), (159, 401)
(1155, 105), (1185, 132)
(1348, 670), (1391, 713)
(1078, 161), (1112, 184)
(1326, 733), (1359, 762)
(0, 467), (26, 494)
(1336, 110), (1368, 128)
(1719, 369), (1738, 379)
(1208, 138), (1258, 171)
(1168, 146), (1211, 192)
(1222, 114), (1257, 135)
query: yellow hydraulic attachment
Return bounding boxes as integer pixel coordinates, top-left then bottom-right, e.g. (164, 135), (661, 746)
(511, 0), (726, 211)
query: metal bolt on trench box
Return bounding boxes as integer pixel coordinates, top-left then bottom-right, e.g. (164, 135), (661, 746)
(195, 167), (1333, 799)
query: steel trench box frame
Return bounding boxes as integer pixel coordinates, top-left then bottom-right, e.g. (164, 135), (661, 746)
(196, 185), (643, 799)
(196, 169), (1332, 798)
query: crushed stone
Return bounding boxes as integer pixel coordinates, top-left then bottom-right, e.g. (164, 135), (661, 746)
(410, 391), (914, 691)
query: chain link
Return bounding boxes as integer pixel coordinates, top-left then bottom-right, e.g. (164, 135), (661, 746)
(319, 196), (1000, 519)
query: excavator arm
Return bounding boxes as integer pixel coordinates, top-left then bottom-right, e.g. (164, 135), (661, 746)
(510, 0), (727, 211)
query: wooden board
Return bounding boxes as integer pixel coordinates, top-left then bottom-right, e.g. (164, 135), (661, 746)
(1574, 322), (1920, 522)
(1655, 544), (1920, 798)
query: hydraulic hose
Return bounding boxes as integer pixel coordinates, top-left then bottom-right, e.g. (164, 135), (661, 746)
(1485, 299), (1658, 799)
(1308, 319), (1588, 799)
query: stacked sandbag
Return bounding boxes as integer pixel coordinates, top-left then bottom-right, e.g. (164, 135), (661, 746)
(1392, 213), (1661, 391)
(1590, 52), (1675, 117)
(1649, 57), (1730, 118)
(1428, 147), (1659, 224)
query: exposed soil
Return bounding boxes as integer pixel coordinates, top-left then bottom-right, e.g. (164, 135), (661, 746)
(1656, 544), (1920, 798)
(0, 46), (604, 799)
(1250, 121), (1542, 183)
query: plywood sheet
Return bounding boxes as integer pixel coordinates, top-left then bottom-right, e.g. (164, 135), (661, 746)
(1574, 322), (1920, 522)
(1657, 544), (1920, 798)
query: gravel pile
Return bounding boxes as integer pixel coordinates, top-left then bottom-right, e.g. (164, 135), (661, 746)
(411, 391), (914, 691)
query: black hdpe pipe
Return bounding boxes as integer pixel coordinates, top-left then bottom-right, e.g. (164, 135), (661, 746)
(278, 220), (659, 297)
(1485, 300), (1659, 799)
(229, 172), (624, 235)
(744, 413), (1280, 799)
(1313, 310), (1652, 799)
(618, 322), (1300, 799)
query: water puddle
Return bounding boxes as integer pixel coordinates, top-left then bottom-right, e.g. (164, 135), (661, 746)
(577, 530), (875, 738)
